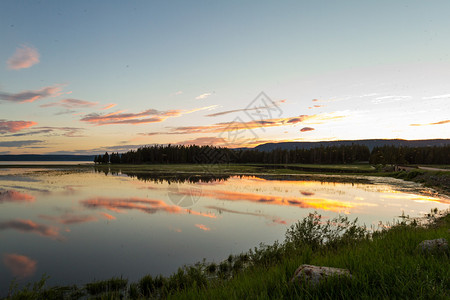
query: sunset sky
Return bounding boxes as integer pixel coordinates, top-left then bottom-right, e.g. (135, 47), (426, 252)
(0, 1), (449, 155)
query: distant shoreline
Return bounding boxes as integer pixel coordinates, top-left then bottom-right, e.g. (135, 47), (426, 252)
(0, 154), (95, 162)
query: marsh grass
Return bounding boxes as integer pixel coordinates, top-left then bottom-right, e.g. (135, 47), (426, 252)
(4, 210), (449, 299)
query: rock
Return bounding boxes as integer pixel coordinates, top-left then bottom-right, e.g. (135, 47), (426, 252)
(290, 264), (351, 286)
(418, 238), (449, 254)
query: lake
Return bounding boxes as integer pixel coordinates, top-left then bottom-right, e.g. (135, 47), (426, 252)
(0, 167), (448, 293)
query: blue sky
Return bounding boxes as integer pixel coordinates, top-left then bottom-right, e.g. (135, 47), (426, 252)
(0, 1), (449, 154)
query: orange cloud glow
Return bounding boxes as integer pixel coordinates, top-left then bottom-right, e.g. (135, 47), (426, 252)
(410, 120), (450, 126)
(3, 253), (37, 278)
(0, 120), (37, 133)
(7, 45), (40, 70)
(0, 190), (35, 203)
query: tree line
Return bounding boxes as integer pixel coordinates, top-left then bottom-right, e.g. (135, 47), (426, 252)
(94, 144), (449, 165)
(369, 145), (450, 165)
(94, 144), (448, 165)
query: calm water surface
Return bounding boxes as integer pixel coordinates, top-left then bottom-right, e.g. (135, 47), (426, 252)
(0, 167), (448, 293)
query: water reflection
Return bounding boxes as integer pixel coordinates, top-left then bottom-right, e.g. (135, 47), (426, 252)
(3, 253), (37, 279)
(81, 197), (217, 218)
(94, 167), (231, 183)
(0, 189), (35, 203)
(206, 205), (287, 225)
(175, 188), (373, 212)
(0, 168), (448, 295)
(0, 219), (61, 240)
(39, 213), (99, 225)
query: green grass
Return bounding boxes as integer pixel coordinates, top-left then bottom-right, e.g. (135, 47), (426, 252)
(5, 211), (449, 299)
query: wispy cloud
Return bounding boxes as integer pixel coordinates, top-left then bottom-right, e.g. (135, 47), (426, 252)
(372, 95), (411, 104)
(410, 120), (450, 126)
(0, 219), (61, 239)
(171, 91), (183, 96)
(40, 98), (98, 108)
(7, 45), (40, 70)
(422, 94), (450, 100)
(0, 120), (37, 133)
(0, 140), (43, 147)
(81, 105), (217, 126)
(300, 127), (315, 132)
(3, 253), (37, 278)
(102, 103), (117, 110)
(206, 100), (285, 117)
(81, 109), (176, 125)
(2, 127), (85, 138)
(167, 113), (344, 134)
(0, 85), (63, 103)
(54, 109), (77, 115)
(195, 92), (212, 100)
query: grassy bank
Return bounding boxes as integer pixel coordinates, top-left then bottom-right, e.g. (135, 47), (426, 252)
(5, 211), (449, 299)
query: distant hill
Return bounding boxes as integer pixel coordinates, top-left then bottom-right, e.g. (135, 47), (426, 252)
(0, 155), (95, 161)
(254, 139), (450, 152)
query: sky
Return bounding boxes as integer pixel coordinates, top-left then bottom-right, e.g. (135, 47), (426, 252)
(0, 0), (449, 155)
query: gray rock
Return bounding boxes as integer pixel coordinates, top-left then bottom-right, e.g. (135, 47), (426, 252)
(291, 264), (351, 286)
(418, 238), (448, 253)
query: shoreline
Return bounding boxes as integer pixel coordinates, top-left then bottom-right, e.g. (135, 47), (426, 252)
(5, 210), (449, 299)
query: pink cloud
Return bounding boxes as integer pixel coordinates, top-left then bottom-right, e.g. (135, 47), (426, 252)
(7, 45), (40, 70)
(0, 85), (63, 103)
(0, 120), (37, 133)
(3, 253), (37, 278)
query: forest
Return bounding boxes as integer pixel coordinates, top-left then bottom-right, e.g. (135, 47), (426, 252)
(94, 144), (449, 165)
